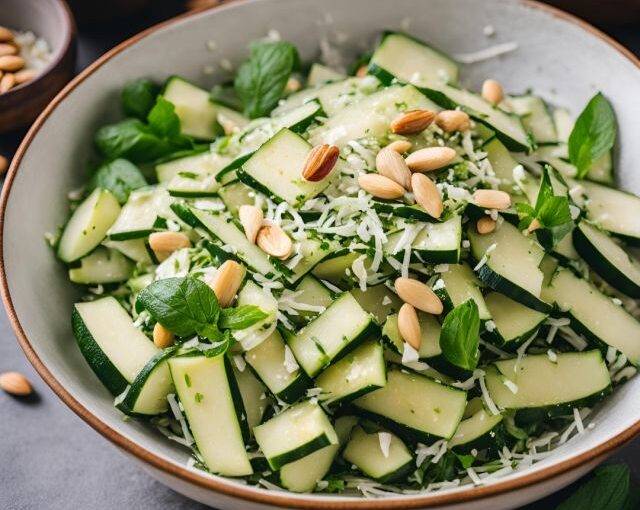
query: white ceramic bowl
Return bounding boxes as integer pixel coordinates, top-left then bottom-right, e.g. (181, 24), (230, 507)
(3, 1), (640, 508)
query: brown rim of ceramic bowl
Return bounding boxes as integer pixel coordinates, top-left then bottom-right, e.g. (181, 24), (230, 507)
(2, 0), (76, 97)
(1, 0), (639, 508)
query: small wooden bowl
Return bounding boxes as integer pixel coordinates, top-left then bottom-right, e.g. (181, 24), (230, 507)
(0, 0), (76, 134)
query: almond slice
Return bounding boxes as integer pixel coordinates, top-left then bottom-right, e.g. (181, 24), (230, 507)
(302, 144), (339, 182)
(209, 260), (246, 307)
(472, 189), (511, 210)
(238, 205), (264, 244)
(256, 223), (293, 260)
(405, 147), (457, 172)
(394, 277), (443, 315)
(482, 79), (504, 105)
(153, 323), (175, 348)
(390, 109), (436, 135)
(358, 173), (405, 199)
(149, 231), (191, 259)
(477, 216), (497, 234)
(435, 110), (471, 132)
(411, 173), (443, 219)
(0, 371), (32, 396)
(376, 148), (412, 190)
(398, 303), (421, 350)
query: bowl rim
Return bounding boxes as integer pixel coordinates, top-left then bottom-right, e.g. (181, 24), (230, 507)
(1, 0), (639, 507)
(1, 0), (76, 98)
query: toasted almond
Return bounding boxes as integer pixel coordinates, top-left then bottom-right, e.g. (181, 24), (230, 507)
(482, 79), (504, 105)
(358, 173), (405, 199)
(0, 371), (32, 396)
(14, 69), (38, 85)
(390, 109), (436, 135)
(527, 218), (542, 234)
(302, 144), (339, 182)
(394, 277), (443, 315)
(376, 148), (412, 190)
(472, 189), (511, 210)
(209, 260), (246, 307)
(0, 155), (8, 175)
(405, 146), (457, 172)
(411, 173), (443, 219)
(385, 140), (412, 154)
(398, 303), (421, 350)
(0, 43), (17, 57)
(286, 77), (302, 93)
(477, 216), (497, 234)
(256, 223), (293, 260)
(0, 55), (24, 72)
(238, 205), (264, 244)
(0, 26), (13, 43)
(0, 72), (14, 93)
(149, 231), (191, 259)
(356, 65), (368, 78)
(435, 110), (471, 132)
(153, 323), (175, 349)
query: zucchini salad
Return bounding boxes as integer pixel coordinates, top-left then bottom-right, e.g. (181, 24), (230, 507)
(52, 31), (639, 495)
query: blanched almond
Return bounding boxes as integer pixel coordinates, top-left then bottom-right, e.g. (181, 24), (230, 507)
(153, 323), (174, 348)
(394, 277), (443, 315)
(302, 144), (339, 182)
(238, 205), (263, 244)
(435, 110), (471, 132)
(398, 303), (421, 350)
(209, 260), (245, 307)
(527, 218), (542, 234)
(0, 55), (24, 72)
(405, 146), (457, 172)
(0, 72), (14, 93)
(472, 189), (511, 210)
(14, 69), (38, 85)
(358, 173), (405, 199)
(256, 223), (293, 260)
(0, 371), (32, 396)
(376, 148), (412, 190)
(411, 173), (443, 219)
(477, 216), (497, 234)
(0, 27), (13, 43)
(482, 79), (504, 105)
(149, 231), (191, 258)
(285, 77), (302, 93)
(390, 109), (436, 135)
(385, 140), (412, 154)
(0, 43), (17, 57)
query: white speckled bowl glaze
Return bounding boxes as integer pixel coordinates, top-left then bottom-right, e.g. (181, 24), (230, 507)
(3, 1), (640, 508)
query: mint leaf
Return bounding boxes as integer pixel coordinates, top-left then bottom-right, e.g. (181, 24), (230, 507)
(87, 159), (147, 204)
(95, 119), (175, 163)
(556, 464), (630, 510)
(234, 40), (299, 118)
(147, 96), (181, 139)
(202, 330), (232, 357)
(122, 78), (160, 119)
(568, 92), (616, 178)
(219, 305), (268, 330)
(137, 277), (220, 337)
(455, 453), (475, 469)
(439, 299), (480, 371)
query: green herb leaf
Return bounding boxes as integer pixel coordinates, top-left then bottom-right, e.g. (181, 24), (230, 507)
(556, 464), (630, 510)
(121, 78), (160, 120)
(94, 119), (174, 163)
(137, 277), (220, 337)
(147, 96), (181, 139)
(202, 330), (232, 358)
(87, 158), (147, 204)
(439, 299), (480, 371)
(219, 305), (268, 330)
(454, 453), (475, 469)
(234, 40), (299, 118)
(568, 92), (616, 178)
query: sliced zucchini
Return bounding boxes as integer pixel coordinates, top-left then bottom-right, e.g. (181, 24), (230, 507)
(218, 180), (255, 216)
(468, 219), (549, 312)
(253, 401), (338, 470)
(232, 281), (278, 351)
(448, 406), (504, 454)
(58, 189), (121, 263)
(307, 63), (345, 86)
(435, 263), (491, 320)
(573, 220), (640, 297)
(162, 76), (220, 140)
(69, 247), (134, 284)
(581, 181), (640, 244)
(382, 312), (442, 359)
(287, 275), (334, 326)
(507, 95), (557, 144)
(156, 151), (230, 184)
(315, 340), (386, 404)
(107, 187), (174, 241)
(385, 216), (462, 264)
(311, 251), (360, 286)
(103, 238), (153, 265)
(342, 427), (413, 483)
(233, 364), (268, 432)
(281, 237), (338, 285)
(168, 354), (253, 476)
(279, 442), (339, 492)
(244, 329), (310, 404)
(484, 292), (547, 348)
(542, 268), (640, 364)
(483, 137), (520, 191)
(239, 128), (334, 207)
(350, 284), (403, 324)
(273, 100), (324, 134)
(372, 200), (437, 222)
(485, 350), (611, 410)
(353, 367), (467, 442)
(72, 297), (159, 395)
(287, 292), (376, 377)
(553, 108), (573, 143)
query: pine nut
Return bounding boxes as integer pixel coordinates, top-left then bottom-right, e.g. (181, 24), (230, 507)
(482, 79), (504, 105)
(435, 110), (471, 132)
(149, 231), (191, 259)
(385, 140), (412, 154)
(0, 43), (17, 57)
(405, 147), (457, 172)
(209, 260), (245, 307)
(376, 148), (412, 190)
(358, 173), (405, 199)
(0, 72), (14, 93)
(0, 55), (24, 72)
(153, 323), (174, 348)
(394, 277), (443, 315)
(411, 173), (443, 219)
(472, 189), (511, 210)
(0, 26), (13, 43)
(302, 144), (339, 182)
(238, 205), (264, 244)
(477, 216), (497, 234)
(390, 109), (436, 135)
(256, 223), (293, 260)
(398, 303), (421, 350)
(0, 371), (32, 396)
(14, 69), (38, 85)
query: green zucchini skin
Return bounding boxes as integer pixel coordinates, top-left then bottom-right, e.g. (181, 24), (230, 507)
(267, 434), (334, 470)
(449, 420), (510, 456)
